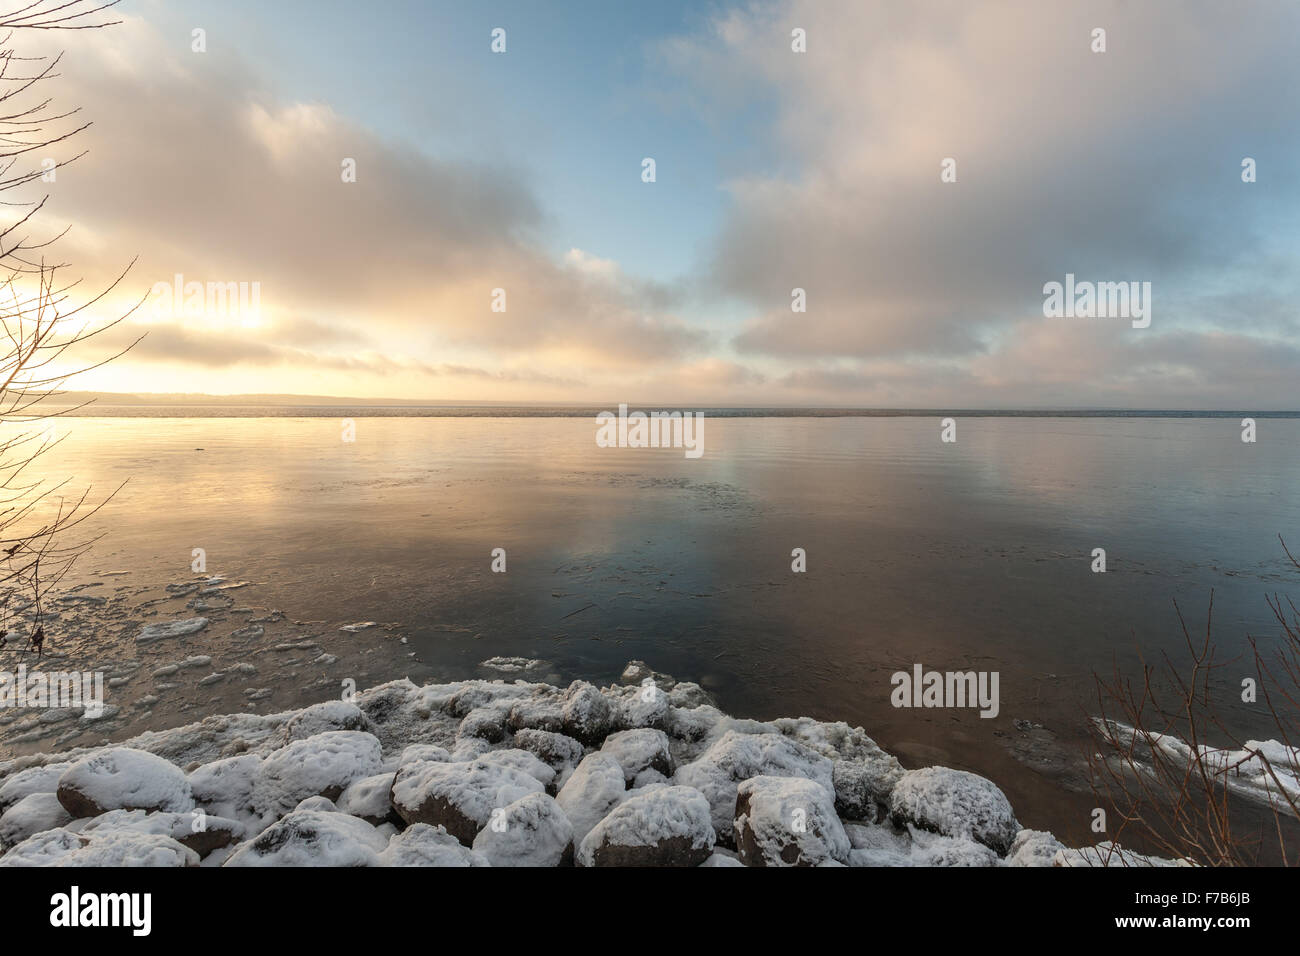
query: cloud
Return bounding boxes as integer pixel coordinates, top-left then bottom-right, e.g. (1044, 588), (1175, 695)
(663, 0), (1300, 403)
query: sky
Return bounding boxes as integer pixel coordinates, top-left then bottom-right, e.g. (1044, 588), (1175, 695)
(15, 0), (1300, 407)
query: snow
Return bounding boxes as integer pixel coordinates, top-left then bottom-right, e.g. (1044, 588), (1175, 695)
(577, 785), (715, 867)
(480, 656), (547, 674)
(1054, 841), (1192, 867)
(0, 660), (1152, 867)
(471, 791), (574, 866)
(888, 767), (1020, 854)
(555, 753), (627, 847)
(251, 731), (383, 817)
(0, 827), (199, 867)
(135, 617), (209, 644)
(673, 730), (835, 842)
(0, 762), (70, 814)
(57, 748), (194, 817)
(225, 808), (387, 866)
(1005, 828), (1067, 867)
(0, 792), (73, 848)
(380, 823), (490, 867)
(1100, 720), (1300, 807)
(600, 728), (674, 783)
(70, 808), (245, 857)
(188, 754), (263, 820)
(733, 775), (850, 867)
(390, 756), (545, 844)
(336, 773), (397, 824)
(560, 681), (614, 744)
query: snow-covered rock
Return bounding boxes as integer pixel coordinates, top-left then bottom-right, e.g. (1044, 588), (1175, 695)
(734, 775), (850, 867)
(560, 681), (613, 745)
(225, 808), (387, 866)
(390, 757), (544, 844)
(57, 748), (194, 818)
(0, 792), (73, 848)
(0, 827), (199, 867)
(601, 728), (674, 783)
(577, 785), (715, 867)
(673, 730), (835, 843)
(888, 767), (1019, 855)
(1005, 828), (1066, 867)
(555, 753), (627, 847)
(0, 763), (70, 814)
(471, 791), (574, 866)
(278, 700), (375, 744)
(71, 808), (244, 857)
(251, 731), (383, 817)
(379, 823), (490, 866)
(336, 773), (397, 825)
(188, 754), (262, 820)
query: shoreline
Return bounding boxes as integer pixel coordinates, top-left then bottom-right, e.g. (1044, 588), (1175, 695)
(0, 662), (1178, 867)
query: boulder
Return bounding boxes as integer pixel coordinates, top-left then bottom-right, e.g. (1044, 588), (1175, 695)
(57, 748), (194, 818)
(379, 823), (490, 866)
(471, 791), (574, 867)
(888, 767), (1019, 855)
(601, 729), (674, 783)
(673, 731), (834, 843)
(733, 775), (850, 867)
(390, 757), (544, 845)
(577, 785), (715, 867)
(555, 753), (627, 847)
(0, 792), (73, 848)
(225, 808), (387, 866)
(251, 731), (382, 818)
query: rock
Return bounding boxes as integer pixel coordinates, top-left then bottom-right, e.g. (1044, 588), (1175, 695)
(555, 753), (627, 847)
(733, 776), (851, 867)
(379, 823), (490, 866)
(72, 808), (244, 857)
(225, 808), (387, 866)
(471, 792), (574, 867)
(560, 681), (613, 745)
(475, 749), (555, 790)
(506, 696), (566, 734)
(888, 767), (1019, 855)
(458, 706), (510, 743)
(605, 683), (671, 730)
(336, 773), (398, 825)
(188, 754), (262, 818)
(57, 748), (194, 818)
(673, 731), (835, 843)
(0, 763), (70, 814)
(251, 731), (383, 817)
(619, 660), (677, 691)
(600, 728), (674, 783)
(390, 758), (544, 845)
(510, 728), (585, 784)
(1005, 828), (1067, 867)
(700, 850), (745, 867)
(577, 785), (715, 867)
(832, 756), (904, 821)
(0, 828), (199, 867)
(0, 792), (73, 848)
(278, 701), (374, 744)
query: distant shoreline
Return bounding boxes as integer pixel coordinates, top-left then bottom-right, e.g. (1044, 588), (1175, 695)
(33, 404), (1300, 419)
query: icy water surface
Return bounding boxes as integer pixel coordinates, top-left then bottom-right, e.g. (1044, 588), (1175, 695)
(4, 413), (1299, 846)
